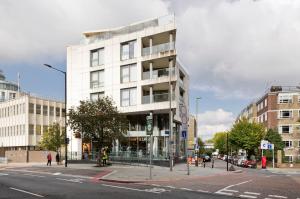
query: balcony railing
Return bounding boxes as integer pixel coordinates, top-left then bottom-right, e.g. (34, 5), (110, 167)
(90, 81), (104, 89)
(142, 93), (175, 104)
(142, 42), (175, 56)
(142, 68), (175, 80)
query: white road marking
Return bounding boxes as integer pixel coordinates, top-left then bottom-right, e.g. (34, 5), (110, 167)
(225, 189), (238, 192)
(53, 172), (61, 175)
(180, 187), (192, 191)
(151, 184), (160, 187)
(101, 184), (161, 194)
(197, 189), (210, 193)
(164, 185), (176, 189)
(215, 180), (252, 196)
(56, 178), (83, 183)
(23, 173), (45, 178)
(145, 188), (170, 193)
(0, 173), (9, 176)
(239, 194), (257, 198)
(244, 192), (260, 195)
(268, 195), (287, 198)
(9, 187), (44, 198)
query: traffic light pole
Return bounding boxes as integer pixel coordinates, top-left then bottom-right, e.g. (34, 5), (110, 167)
(147, 112), (153, 180)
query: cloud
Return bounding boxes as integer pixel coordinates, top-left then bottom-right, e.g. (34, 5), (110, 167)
(197, 109), (234, 140)
(0, 0), (169, 64)
(167, 0), (300, 99)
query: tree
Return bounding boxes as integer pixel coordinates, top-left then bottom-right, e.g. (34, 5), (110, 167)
(197, 137), (205, 155)
(212, 132), (228, 154)
(39, 123), (65, 152)
(68, 97), (128, 164)
(229, 118), (265, 157)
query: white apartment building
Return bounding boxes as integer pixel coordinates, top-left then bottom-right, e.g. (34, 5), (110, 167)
(0, 70), (18, 102)
(0, 93), (65, 153)
(67, 15), (189, 160)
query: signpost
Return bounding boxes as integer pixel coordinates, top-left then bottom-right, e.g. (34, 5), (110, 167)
(260, 140), (275, 168)
(146, 112), (153, 180)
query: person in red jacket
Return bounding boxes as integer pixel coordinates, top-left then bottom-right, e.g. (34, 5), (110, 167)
(47, 152), (52, 166)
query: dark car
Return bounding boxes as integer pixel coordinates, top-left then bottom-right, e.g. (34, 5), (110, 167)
(243, 159), (257, 168)
(200, 154), (211, 162)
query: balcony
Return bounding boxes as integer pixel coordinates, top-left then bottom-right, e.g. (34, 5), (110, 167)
(142, 42), (175, 56)
(90, 81), (104, 89)
(142, 68), (175, 80)
(142, 93), (175, 104)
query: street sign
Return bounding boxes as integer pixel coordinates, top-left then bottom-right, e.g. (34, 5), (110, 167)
(268, 143), (274, 150)
(165, 130), (170, 135)
(261, 140), (268, 149)
(181, 130), (187, 139)
(146, 114), (153, 135)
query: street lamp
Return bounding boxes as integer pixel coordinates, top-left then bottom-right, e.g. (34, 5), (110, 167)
(43, 64), (68, 167)
(195, 97), (201, 167)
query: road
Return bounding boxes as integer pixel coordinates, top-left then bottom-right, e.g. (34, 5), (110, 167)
(0, 166), (229, 199)
(0, 160), (299, 199)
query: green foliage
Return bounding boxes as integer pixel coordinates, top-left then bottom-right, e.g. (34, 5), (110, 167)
(68, 97), (128, 150)
(39, 123), (65, 152)
(264, 129), (284, 151)
(197, 137), (205, 154)
(229, 118), (265, 157)
(212, 132), (228, 154)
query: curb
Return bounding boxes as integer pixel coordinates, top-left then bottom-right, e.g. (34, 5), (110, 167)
(100, 178), (144, 183)
(232, 170), (243, 173)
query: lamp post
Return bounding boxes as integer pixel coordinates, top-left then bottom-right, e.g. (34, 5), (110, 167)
(226, 132), (229, 171)
(43, 64), (67, 167)
(195, 97), (201, 167)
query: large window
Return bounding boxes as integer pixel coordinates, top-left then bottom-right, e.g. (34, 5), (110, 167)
(279, 110), (292, 119)
(283, 140), (292, 148)
(29, 124), (34, 135)
(90, 70), (104, 89)
(36, 125), (41, 135)
(90, 48), (104, 67)
(56, 107), (60, 117)
(90, 92), (104, 101)
(121, 88), (137, 107)
(278, 94), (293, 104)
(29, 103), (34, 114)
(121, 40), (136, 60)
(50, 106), (54, 116)
(36, 104), (41, 114)
(43, 105), (48, 116)
(121, 64), (137, 83)
(279, 125), (292, 134)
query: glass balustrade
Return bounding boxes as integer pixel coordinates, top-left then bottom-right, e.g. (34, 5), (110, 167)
(142, 42), (175, 56)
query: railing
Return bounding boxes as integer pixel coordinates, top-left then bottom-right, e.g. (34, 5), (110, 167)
(142, 93), (175, 104)
(90, 81), (104, 89)
(142, 42), (175, 56)
(142, 68), (175, 80)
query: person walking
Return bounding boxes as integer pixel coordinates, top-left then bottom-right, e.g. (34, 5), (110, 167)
(102, 148), (107, 166)
(47, 152), (52, 166)
(56, 153), (60, 165)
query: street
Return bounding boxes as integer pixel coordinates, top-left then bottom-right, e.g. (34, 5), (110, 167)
(0, 160), (299, 199)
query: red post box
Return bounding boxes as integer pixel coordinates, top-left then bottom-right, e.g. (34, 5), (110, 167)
(262, 156), (267, 169)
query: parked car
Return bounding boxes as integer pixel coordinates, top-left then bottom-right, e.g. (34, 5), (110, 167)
(243, 159), (257, 168)
(222, 155), (227, 161)
(200, 154), (211, 162)
(237, 156), (247, 167)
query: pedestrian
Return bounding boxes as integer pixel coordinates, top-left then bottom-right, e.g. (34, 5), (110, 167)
(211, 158), (214, 168)
(203, 158), (206, 168)
(102, 148), (107, 166)
(56, 153), (60, 165)
(47, 152), (52, 166)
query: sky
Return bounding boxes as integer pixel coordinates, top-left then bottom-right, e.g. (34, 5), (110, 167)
(1, 0), (300, 140)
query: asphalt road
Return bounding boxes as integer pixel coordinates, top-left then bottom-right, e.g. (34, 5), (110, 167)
(0, 168), (231, 199)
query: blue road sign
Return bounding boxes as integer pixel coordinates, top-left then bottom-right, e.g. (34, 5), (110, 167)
(181, 130), (187, 139)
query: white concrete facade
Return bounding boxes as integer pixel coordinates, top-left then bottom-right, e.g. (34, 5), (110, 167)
(67, 15), (189, 160)
(0, 94), (65, 150)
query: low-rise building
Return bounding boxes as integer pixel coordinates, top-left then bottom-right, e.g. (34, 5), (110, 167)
(238, 86), (300, 162)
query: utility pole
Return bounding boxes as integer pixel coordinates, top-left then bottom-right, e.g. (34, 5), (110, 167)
(169, 58), (173, 171)
(226, 132), (229, 171)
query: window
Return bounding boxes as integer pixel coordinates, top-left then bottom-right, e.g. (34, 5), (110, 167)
(29, 124), (34, 135)
(121, 64), (137, 83)
(50, 106), (54, 116)
(283, 141), (292, 148)
(121, 40), (136, 60)
(279, 110), (292, 119)
(90, 92), (104, 101)
(90, 70), (104, 89)
(36, 104), (41, 114)
(43, 105), (48, 116)
(36, 125), (41, 135)
(90, 48), (104, 67)
(278, 94), (293, 104)
(121, 88), (136, 107)
(264, 99), (267, 107)
(279, 125), (292, 134)
(29, 103), (34, 114)
(284, 156), (293, 163)
(56, 107), (60, 117)
(62, 109), (66, 117)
